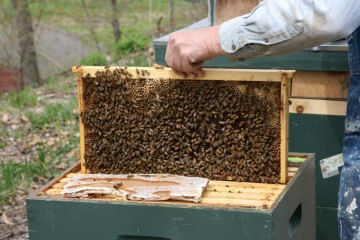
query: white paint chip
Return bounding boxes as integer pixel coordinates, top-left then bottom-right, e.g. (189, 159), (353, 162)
(346, 198), (357, 214)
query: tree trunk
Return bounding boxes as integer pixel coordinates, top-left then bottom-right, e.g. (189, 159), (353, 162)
(110, 0), (121, 43)
(148, 0), (152, 30)
(81, 0), (101, 51)
(168, 0), (174, 28)
(11, 0), (41, 88)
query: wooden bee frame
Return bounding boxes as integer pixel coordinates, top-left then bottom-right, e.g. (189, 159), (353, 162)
(72, 66), (295, 184)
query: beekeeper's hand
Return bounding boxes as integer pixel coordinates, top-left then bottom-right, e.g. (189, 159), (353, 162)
(165, 25), (225, 78)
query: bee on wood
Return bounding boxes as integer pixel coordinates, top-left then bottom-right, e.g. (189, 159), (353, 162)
(153, 64), (164, 69)
(113, 182), (123, 189)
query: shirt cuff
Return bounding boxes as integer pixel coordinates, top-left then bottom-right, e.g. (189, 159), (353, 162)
(219, 16), (304, 59)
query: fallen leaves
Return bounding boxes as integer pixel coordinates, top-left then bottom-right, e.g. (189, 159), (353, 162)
(2, 113), (9, 123)
(19, 115), (28, 123)
(0, 192), (28, 240)
(2, 212), (14, 225)
(0, 231), (13, 240)
(0, 75), (80, 240)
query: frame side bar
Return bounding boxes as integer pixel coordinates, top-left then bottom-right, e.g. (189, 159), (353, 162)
(76, 70), (89, 174)
(280, 75), (290, 183)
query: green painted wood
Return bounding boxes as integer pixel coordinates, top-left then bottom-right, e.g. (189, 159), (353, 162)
(272, 155), (316, 240)
(289, 113), (344, 208)
(154, 45), (349, 72)
(27, 199), (274, 240)
(316, 207), (339, 240)
(27, 156), (315, 240)
(289, 114), (344, 240)
(209, 0), (215, 26)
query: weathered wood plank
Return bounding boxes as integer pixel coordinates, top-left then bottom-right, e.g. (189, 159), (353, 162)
(289, 98), (347, 116)
(291, 71), (349, 99)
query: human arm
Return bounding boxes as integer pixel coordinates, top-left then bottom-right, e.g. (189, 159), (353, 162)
(165, 0), (360, 75)
(220, 0), (360, 60)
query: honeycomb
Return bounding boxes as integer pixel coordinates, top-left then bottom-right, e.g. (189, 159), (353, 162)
(80, 68), (282, 183)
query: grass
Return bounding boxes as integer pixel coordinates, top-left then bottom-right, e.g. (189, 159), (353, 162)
(26, 98), (78, 130)
(8, 87), (38, 109)
(0, 140), (7, 149)
(0, 148), (51, 204)
(0, 122), (5, 137)
(45, 75), (76, 93)
(13, 128), (28, 139)
(0, 89), (80, 204)
(0, 139), (78, 204)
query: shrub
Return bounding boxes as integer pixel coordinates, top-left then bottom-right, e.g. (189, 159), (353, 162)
(110, 29), (151, 59)
(80, 52), (107, 66)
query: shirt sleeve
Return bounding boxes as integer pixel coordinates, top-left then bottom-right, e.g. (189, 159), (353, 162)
(219, 0), (360, 60)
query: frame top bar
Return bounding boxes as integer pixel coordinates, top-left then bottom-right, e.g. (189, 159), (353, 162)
(72, 66), (295, 82)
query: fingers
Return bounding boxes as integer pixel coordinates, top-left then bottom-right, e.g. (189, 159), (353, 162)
(174, 54), (204, 78)
(191, 62), (205, 77)
(173, 70), (187, 78)
(167, 50), (203, 78)
(172, 62), (204, 78)
(165, 33), (205, 77)
(184, 61), (205, 78)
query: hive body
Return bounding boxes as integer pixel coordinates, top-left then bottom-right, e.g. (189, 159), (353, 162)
(27, 154), (315, 240)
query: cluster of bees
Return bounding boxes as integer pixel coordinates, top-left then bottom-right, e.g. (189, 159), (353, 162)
(81, 68), (281, 183)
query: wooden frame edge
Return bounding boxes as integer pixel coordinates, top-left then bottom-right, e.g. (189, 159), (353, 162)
(37, 162), (81, 196)
(73, 66), (294, 181)
(72, 66), (295, 82)
(76, 70), (89, 174)
(280, 75), (290, 184)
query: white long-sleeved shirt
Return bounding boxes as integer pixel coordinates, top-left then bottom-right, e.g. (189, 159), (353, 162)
(219, 0), (360, 60)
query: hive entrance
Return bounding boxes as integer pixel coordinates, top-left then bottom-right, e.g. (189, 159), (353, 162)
(75, 67), (293, 184)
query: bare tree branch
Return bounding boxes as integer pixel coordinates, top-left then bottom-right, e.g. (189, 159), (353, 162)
(81, 0), (101, 51)
(33, 0), (49, 31)
(168, 0), (174, 28)
(110, 0), (121, 43)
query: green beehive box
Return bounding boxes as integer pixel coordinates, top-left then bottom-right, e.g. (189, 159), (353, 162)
(27, 154), (314, 240)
